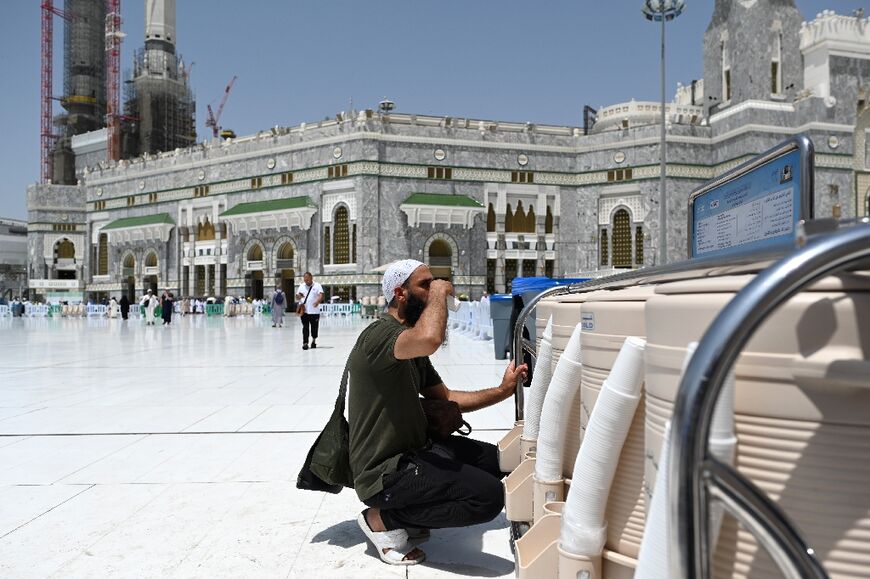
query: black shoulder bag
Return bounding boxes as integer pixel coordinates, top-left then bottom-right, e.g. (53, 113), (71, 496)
(420, 398), (472, 441)
(296, 360), (353, 494)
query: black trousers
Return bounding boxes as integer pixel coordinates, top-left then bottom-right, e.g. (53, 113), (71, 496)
(301, 313), (320, 343)
(363, 437), (505, 531)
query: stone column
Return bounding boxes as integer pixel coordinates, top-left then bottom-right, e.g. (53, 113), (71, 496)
(207, 261), (215, 296)
(495, 189), (506, 293)
(213, 203), (223, 297)
(188, 231), (197, 298)
(220, 220), (230, 297)
(630, 224), (637, 268)
(163, 242), (171, 292)
(607, 226), (613, 269)
(536, 208), (546, 276)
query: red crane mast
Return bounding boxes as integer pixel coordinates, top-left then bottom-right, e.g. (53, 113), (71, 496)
(40, 1), (69, 183)
(205, 75), (238, 138)
(105, 0), (123, 161)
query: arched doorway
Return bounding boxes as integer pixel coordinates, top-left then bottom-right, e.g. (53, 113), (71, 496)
(246, 244), (264, 299)
(276, 241), (295, 296)
(248, 271), (264, 300)
(428, 239), (453, 281)
(97, 233), (109, 275)
(612, 208), (632, 268)
(123, 254), (136, 301)
(143, 251), (159, 294)
(333, 206), (350, 265)
(55, 239), (77, 280)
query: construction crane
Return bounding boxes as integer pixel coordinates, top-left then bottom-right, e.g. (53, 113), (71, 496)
(105, 0), (124, 161)
(40, 0), (71, 183)
(205, 75), (237, 139)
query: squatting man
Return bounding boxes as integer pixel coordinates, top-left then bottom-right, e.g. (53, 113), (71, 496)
(348, 259), (528, 565)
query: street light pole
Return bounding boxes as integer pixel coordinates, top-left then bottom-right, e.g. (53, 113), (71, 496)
(660, 8), (667, 265)
(643, 0), (684, 266)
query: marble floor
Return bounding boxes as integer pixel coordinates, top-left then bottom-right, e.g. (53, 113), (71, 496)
(0, 313), (519, 578)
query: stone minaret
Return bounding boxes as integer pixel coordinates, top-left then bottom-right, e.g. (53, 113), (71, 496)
(703, 0), (804, 115)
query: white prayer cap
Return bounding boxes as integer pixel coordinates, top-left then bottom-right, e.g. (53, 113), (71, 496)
(382, 259), (426, 305)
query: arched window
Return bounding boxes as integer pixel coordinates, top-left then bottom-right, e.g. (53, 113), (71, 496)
(545, 206), (553, 234)
(145, 252), (158, 268)
(771, 30), (782, 95)
(721, 36), (732, 102)
(505, 204), (514, 233)
(247, 244), (263, 261)
(612, 209), (632, 268)
(487, 203), (496, 232)
(197, 218), (215, 241)
(428, 238), (452, 281)
(123, 254), (135, 277)
(333, 206), (350, 264)
(599, 229), (608, 266)
(514, 201), (527, 232)
(97, 233), (108, 275)
(277, 242), (294, 261)
(525, 205), (536, 234)
(57, 239), (75, 259)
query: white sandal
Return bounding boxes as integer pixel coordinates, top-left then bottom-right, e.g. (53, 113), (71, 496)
(357, 511), (425, 566)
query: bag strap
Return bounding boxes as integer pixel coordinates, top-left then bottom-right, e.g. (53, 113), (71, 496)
(300, 284), (314, 310)
(334, 357), (351, 413)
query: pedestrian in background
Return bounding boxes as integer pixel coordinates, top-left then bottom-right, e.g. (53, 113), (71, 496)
(271, 286), (286, 328)
(296, 272), (324, 350)
(162, 291), (174, 326)
(145, 290), (158, 325)
(119, 294), (130, 320)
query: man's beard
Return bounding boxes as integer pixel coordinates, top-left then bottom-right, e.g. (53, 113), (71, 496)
(404, 292), (427, 327)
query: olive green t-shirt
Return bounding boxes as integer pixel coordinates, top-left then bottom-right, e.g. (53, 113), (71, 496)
(348, 315), (442, 501)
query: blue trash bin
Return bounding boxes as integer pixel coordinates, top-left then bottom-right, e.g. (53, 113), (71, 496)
(512, 277), (593, 346)
(489, 294), (514, 360)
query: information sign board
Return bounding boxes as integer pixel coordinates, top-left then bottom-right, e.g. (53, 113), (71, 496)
(688, 136), (814, 259)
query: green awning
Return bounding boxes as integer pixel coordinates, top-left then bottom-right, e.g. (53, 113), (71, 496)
(103, 213), (174, 230)
(221, 196), (316, 217)
(401, 193), (484, 207)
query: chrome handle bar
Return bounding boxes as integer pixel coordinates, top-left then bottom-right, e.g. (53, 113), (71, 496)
(670, 222), (870, 578)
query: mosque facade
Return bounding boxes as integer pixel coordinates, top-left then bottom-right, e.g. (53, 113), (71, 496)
(26, 2), (870, 302)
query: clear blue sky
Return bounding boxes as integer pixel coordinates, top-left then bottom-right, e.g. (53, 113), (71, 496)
(0, 1), (860, 219)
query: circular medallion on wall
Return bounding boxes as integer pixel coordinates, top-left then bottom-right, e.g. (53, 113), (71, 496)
(197, 169), (206, 181)
(434, 148), (447, 161)
(827, 135), (840, 150)
(614, 151), (626, 164)
(333, 146), (343, 159)
(138, 180), (145, 190)
(62, 214), (68, 221)
(517, 153), (529, 166)
(266, 157), (276, 170)
(96, 188), (103, 197)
